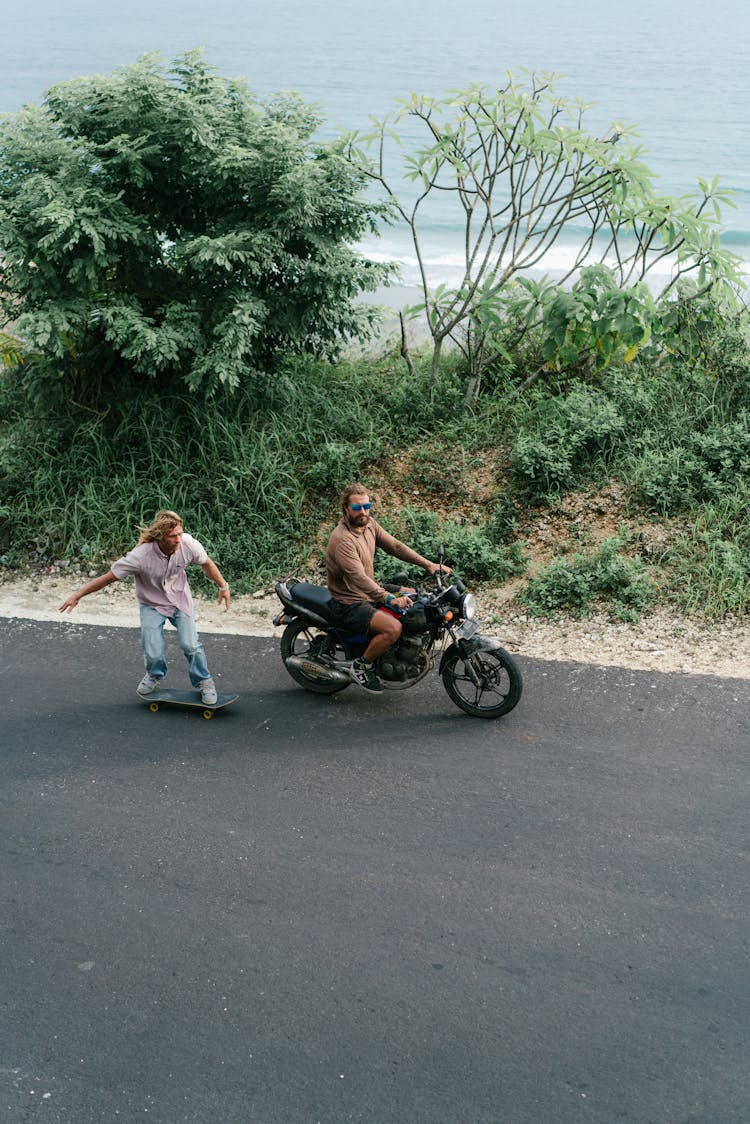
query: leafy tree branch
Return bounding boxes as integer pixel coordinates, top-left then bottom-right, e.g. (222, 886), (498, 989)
(340, 72), (742, 388)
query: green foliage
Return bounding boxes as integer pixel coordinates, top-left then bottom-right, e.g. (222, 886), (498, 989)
(385, 360), (465, 426)
(0, 380), (307, 579)
(0, 353), (470, 579)
(512, 384), (627, 496)
(2, 202), (750, 623)
(304, 441), (367, 493)
(0, 51), (392, 406)
(656, 287), (750, 383)
(0, 333), (28, 369)
(512, 265), (657, 374)
(632, 416), (750, 511)
(485, 495), (519, 544)
(382, 507), (526, 584)
(508, 299), (750, 500)
(519, 537), (656, 621)
(661, 488), (750, 617)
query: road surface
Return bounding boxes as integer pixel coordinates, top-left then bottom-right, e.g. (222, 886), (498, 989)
(1, 618), (748, 1123)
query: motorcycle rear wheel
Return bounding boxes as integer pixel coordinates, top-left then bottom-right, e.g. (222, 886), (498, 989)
(280, 619), (352, 695)
(441, 646), (522, 718)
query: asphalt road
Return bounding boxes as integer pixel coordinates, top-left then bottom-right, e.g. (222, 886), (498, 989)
(1, 618), (748, 1124)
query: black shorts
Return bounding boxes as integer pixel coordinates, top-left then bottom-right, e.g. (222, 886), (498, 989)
(327, 599), (379, 636)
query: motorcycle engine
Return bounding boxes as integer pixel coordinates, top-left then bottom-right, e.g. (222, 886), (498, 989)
(379, 636), (429, 682)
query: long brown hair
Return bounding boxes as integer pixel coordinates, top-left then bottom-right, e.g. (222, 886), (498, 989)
(137, 510), (183, 544)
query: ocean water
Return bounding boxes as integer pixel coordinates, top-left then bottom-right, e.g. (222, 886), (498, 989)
(3, 0), (749, 290)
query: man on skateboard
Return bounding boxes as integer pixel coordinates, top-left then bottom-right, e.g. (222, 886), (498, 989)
(59, 510), (230, 705)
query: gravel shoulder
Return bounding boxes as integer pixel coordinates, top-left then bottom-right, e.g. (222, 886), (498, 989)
(2, 571), (748, 679)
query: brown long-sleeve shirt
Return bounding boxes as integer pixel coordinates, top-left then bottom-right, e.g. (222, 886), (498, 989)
(326, 518), (431, 605)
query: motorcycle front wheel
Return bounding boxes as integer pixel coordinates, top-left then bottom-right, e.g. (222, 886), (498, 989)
(280, 619), (352, 695)
(441, 646), (522, 718)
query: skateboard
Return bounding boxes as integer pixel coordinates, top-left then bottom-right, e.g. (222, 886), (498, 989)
(139, 687), (239, 719)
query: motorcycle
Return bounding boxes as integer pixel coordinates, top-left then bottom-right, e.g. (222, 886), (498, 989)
(272, 553), (522, 719)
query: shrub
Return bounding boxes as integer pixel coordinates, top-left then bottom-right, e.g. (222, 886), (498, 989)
(657, 289), (750, 393)
(304, 441), (366, 492)
(633, 416), (750, 512)
(382, 508), (526, 584)
(519, 537), (656, 621)
(0, 52), (391, 407)
(512, 385), (627, 497)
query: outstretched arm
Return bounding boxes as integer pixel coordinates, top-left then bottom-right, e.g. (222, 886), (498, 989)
(59, 570), (118, 612)
(201, 558), (231, 610)
(374, 527), (452, 577)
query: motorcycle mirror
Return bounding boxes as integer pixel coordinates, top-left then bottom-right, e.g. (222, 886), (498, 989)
(435, 544), (446, 587)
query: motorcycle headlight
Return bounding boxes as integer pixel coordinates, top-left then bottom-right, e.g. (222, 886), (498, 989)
(459, 592), (477, 620)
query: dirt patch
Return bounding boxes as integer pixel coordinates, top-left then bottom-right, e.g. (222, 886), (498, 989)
(2, 567), (748, 680)
(512, 482), (661, 575)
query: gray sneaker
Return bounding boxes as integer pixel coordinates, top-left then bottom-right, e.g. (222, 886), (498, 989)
(199, 678), (218, 705)
(137, 673), (161, 696)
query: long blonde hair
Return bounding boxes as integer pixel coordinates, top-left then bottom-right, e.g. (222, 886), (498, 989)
(137, 510), (183, 544)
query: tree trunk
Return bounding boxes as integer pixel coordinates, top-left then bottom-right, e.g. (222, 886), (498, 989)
(430, 336), (443, 384)
(398, 312), (415, 378)
(464, 373), (481, 404)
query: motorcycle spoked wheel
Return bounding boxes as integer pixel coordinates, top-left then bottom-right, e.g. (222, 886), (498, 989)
(441, 646), (522, 718)
(280, 619), (353, 695)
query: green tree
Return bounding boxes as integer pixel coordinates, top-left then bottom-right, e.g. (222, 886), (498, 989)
(342, 72), (742, 389)
(0, 51), (392, 405)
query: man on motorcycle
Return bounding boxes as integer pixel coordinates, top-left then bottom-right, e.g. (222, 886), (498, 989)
(326, 483), (450, 692)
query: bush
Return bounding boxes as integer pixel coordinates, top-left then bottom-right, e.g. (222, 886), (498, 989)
(0, 52), (391, 407)
(519, 537), (655, 621)
(382, 507), (525, 584)
(304, 441), (367, 492)
(512, 385), (627, 497)
(657, 289), (750, 393)
(633, 416), (750, 512)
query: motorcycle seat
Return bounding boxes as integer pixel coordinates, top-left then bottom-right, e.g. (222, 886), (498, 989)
(288, 581), (337, 620)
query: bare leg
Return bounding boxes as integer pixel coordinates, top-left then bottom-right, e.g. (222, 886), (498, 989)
(363, 609), (402, 662)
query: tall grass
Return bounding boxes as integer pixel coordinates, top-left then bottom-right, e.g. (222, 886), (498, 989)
(661, 490), (750, 617)
(0, 354), (469, 587)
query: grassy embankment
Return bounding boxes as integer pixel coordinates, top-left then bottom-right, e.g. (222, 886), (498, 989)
(1, 319), (750, 621)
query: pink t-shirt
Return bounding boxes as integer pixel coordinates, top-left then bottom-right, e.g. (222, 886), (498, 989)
(110, 533), (208, 617)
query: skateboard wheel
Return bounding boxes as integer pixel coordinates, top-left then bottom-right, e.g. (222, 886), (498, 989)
(149, 702), (159, 712)
(202, 709), (214, 720)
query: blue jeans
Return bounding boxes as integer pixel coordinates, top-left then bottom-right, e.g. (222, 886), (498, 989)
(139, 605), (211, 686)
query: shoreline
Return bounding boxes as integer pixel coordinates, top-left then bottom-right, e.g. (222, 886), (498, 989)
(2, 572), (749, 680)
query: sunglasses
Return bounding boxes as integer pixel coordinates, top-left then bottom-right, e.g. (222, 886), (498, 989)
(349, 502), (372, 512)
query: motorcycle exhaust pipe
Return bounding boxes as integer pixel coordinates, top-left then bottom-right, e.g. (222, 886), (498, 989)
(285, 655), (351, 685)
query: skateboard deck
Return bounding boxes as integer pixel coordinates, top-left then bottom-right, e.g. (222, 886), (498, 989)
(139, 687), (239, 719)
